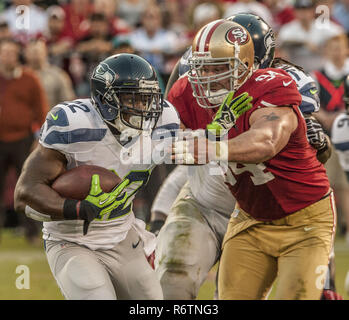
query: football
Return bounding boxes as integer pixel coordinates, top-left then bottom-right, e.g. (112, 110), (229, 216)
(52, 165), (121, 200)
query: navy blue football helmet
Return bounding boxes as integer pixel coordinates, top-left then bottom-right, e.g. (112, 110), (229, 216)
(90, 54), (163, 135)
(226, 13), (276, 69)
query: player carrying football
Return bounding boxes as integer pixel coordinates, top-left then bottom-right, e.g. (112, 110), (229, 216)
(14, 53), (180, 299)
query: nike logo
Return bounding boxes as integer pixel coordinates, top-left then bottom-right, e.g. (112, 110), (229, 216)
(50, 113), (58, 120)
(304, 226), (314, 232)
(98, 198), (109, 206)
(283, 80), (293, 87)
(132, 238), (141, 249)
(310, 88), (318, 95)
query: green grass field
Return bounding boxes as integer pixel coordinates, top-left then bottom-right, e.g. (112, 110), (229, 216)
(0, 229), (348, 300)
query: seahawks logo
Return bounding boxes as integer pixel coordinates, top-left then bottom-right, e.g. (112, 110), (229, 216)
(92, 63), (118, 86)
(225, 26), (249, 45)
(264, 29), (276, 50)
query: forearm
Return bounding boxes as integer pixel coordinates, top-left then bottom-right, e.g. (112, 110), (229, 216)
(15, 181), (65, 220)
(226, 128), (278, 163)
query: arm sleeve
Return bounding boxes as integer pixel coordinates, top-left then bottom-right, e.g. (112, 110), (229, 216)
(151, 165), (188, 216)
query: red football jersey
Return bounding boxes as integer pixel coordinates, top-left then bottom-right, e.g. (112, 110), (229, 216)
(167, 75), (218, 129)
(226, 68), (330, 221)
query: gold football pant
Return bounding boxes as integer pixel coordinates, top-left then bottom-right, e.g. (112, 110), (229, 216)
(218, 191), (336, 300)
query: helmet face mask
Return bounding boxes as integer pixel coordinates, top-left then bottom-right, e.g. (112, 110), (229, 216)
(188, 50), (250, 108)
(188, 20), (254, 109)
(90, 54), (163, 139)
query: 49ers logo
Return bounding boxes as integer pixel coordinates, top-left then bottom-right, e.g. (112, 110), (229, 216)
(225, 26), (249, 45)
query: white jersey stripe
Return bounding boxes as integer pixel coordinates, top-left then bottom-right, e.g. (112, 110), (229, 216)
(197, 20), (224, 52)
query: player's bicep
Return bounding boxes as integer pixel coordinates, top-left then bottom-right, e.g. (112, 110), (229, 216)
(21, 144), (67, 185)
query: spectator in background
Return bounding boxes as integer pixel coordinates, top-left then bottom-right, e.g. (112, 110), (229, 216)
(24, 39), (75, 108)
(263, 0), (295, 32)
(0, 19), (11, 41)
(278, 0), (345, 72)
(312, 33), (349, 245)
(117, 0), (150, 27)
(0, 39), (48, 243)
(312, 34), (349, 133)
(74, 12), (113, 96)
(111, 36), (135, 55)
(185, 1), (223, 43)
(76, 13), (113, 66)
(128, 3), (180, 79)
(0, 0), (48, 44)
(41, 5), (73, 68)
(93, 0), (132, 36)
(223, 0), (274, 28)
(333, 0), (349, 34)
(60, 0), (93, 43)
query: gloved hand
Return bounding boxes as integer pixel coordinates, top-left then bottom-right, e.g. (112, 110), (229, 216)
(206, 92), (253, 135)
(305, 115), (327, 150)
(63, 174), (130, 235)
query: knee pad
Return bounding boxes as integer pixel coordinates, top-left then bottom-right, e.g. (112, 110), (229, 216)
(159, 266), (198, 300)
(56, 254), (114, 299)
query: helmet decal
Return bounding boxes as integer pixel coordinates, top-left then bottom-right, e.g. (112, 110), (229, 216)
(92, 62), (118, 86)
(264, 29), (276, 51)
(225, 26), (249, 45)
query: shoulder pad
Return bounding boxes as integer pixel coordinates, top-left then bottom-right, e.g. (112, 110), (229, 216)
(275, 66), (320, 113)
(39, 99), (107, 153)
(251, 68), (296, 94)
(247, 68), (301, 109)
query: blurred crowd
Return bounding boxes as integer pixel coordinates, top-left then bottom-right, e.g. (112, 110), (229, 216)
(1, 0), (349, 243)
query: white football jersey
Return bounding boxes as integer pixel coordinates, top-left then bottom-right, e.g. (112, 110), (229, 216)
(331, 112), (349, 172)
(39, 98), (179, 251)
(188, 163), (235, 218)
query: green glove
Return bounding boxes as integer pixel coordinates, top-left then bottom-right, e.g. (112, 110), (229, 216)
(63, 175), (130, 235)
(206, 92), (253, 135)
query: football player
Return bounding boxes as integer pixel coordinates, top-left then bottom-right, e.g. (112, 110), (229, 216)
(331, 75), (349, 242)
(172, 19), (335, 300)
(152, 15), (336, 300)
(14, 53), (180, 300)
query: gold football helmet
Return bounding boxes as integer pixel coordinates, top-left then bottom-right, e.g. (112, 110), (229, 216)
(188, 19), (255, 108)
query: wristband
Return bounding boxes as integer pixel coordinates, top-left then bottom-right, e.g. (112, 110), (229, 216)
(205, 128), (225, 141)
(63, 199), (80, 220)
